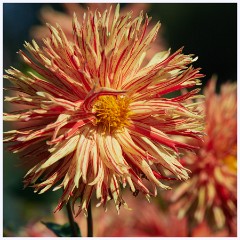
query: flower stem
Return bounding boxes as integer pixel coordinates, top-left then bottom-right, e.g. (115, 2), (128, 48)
(187, 219), (194, 237)
(187, 226), (192, 237)
(87, 200), (93, 237)
(66, 201), (79, 237)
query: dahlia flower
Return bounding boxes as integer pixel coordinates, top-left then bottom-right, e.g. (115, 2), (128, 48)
(31, 3), (166, 61)
(4, 5), (204, 215)
(170, 77), (237, 234)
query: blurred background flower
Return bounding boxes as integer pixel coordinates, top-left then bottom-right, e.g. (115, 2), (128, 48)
(169, 77), (237, 236)
(3, 3), (237, 237)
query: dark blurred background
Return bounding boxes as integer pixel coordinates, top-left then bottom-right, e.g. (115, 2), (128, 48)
(3, 2), (237, 235)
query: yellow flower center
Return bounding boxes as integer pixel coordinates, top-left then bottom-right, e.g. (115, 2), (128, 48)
(93, 95), (131, 133)
(223, 155), (237, 172)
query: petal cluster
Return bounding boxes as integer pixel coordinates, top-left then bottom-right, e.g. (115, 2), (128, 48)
(4, 5), (204, 215)
(31, 3), (166, 62)
(170, 77), (237, 232)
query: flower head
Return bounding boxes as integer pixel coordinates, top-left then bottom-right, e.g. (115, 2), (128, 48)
(4, 5), (204, 215)
(170, 77), (237, 233)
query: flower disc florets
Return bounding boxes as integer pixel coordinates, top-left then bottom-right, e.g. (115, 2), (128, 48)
(93, 95), (131, 133)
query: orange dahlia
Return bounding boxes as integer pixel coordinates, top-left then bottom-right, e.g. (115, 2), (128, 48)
(4, 5), (204, 215)
(170, 77), (237, 234)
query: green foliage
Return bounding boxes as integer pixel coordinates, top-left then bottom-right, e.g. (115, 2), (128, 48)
(42, 221), (81, 237)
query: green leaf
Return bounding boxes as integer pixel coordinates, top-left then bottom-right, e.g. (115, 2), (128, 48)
(42, 221), (81, 237)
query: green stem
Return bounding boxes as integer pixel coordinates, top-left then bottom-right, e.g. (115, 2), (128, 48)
(87, 200), (93, 237)
(66, 201), (79, 237)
